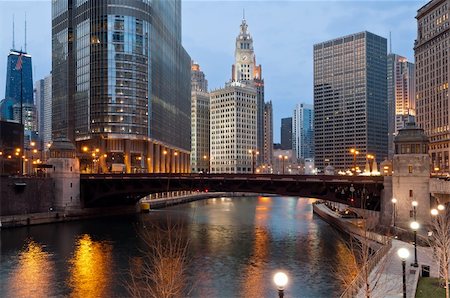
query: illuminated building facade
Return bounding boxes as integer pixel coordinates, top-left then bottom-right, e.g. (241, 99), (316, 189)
(231, 18), (265, 166)
(210, 82), (257, 173)
(314, 31), (388, 171)
(293, 103), (314, 160)
(415, 0), (450, 172)
(263, 101), (273, 167)
(190, 62), (210, 173)
(52, 0), (191, 173)
(387, 54), (415, 158)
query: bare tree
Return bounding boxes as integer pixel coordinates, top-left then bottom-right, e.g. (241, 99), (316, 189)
(336, 216), (392, 298)
(126, 219), (191, 298)
(430, 207), (450, 298)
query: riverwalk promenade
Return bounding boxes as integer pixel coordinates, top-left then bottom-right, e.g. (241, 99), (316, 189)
(314, 202), (440, 298)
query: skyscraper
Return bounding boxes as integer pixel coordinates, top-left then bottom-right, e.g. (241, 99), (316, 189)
(1, 51), (34, 122)
(231, 18), (265, 166)
(387, 54), (415, 158)
(415, 0), (449, 172)
(34, 74), (52, 149)
(263, 101), (273, 166)
(314, 31), (388, 171)
(210, 82), (257, 173)
(293, 103), (314, 160)
(190, 62), (210, 173)
(280, 117), (292, 150)
(52, 0), (191, 173)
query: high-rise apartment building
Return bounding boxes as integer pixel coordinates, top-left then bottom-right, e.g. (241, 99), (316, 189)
(231, 18), (265, 166)
(34, 74), (52, 149)
(263, 101), (273, 166)
(293, 103), (314, 160)
(210, 82), (257, 173)
(415, 0), (450, 171)
(280, 117), (292, 150)
(190, 62), (210, 173)
(314, 31), (388, 171)
(387, 54), (415, 158)
(51, 0), (191, 173)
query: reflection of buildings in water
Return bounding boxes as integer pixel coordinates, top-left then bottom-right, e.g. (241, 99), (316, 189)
(8, 240), (54, 298)
(241, 196), (271, 296)
(68, 234), (113, 298)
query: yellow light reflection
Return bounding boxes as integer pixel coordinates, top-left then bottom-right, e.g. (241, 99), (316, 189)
(68, 234), (113, 298)
(8, 240), (54, 298)
(241, 198), (270, 296)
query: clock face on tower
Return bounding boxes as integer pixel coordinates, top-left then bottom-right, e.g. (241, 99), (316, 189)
(242, 55), (247, 61)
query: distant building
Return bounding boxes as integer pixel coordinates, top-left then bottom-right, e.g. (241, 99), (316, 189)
(1, 51), (34, 121)
(34, 74), (52, 149)
(314, 31), (388, 171)
(0, 50), (37, 145)
(190, 62), (210, 173)
(51, 0), (191, 173)
(293, 103), (314, 160)
(273, 149), (298, 174)
(280, 117), (292, 150)
(387, 54), (415, 159)
(263, 101), (273, 166)
(231, 17), (265, 166)
(415, 0), (450, 172)
(210, 82), (257, 173)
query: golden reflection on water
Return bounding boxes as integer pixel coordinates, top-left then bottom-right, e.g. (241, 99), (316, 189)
(68, 234), (113, 298)
(8, 240), (54, 298)
(241, 196), (271, 297)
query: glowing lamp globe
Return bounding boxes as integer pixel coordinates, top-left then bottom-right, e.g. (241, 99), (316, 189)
(397, 248), (410, 261)
(273, 272), (288, 290)
(410, 221), (420, 231)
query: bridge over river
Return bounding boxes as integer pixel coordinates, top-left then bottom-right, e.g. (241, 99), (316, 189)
(80, 173), (384, 209)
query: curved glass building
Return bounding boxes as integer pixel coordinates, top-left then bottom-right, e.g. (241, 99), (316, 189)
(52, 0), (191, 173)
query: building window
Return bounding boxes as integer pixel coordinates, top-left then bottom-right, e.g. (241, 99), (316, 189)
(408, 165), (413, 173)
(409, 189), (413, 197)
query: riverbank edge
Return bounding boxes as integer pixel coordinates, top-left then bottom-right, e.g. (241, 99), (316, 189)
(0, 192), (263, 228)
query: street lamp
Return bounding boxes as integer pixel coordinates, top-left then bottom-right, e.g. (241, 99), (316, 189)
(437, 204), (445, 211)
(392, 198), (398, 227)
(273, 271), (288, 298)
(397, 247), (410, 298)
(366, 154), (375, 174)
(350, 148), (360, 172)
(412, 200), (418, 220)
(410, 221), (420, 267)
(278, 155), (288, 175)
(203, 155), (210, 173)
(249, 149), (259, 174)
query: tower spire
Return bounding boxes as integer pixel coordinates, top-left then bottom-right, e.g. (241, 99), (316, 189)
(12, 14), (15, 50)
(24, 13), (27, 53)
(243, 8), (245, 20)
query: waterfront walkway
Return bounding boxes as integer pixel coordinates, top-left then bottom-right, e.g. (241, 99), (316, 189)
(356, 239), (437, 298)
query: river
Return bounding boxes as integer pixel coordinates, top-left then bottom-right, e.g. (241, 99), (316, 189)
(0, 196), (354, 297)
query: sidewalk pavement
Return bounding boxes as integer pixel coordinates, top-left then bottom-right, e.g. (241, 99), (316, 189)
(357, 239), (438, 298)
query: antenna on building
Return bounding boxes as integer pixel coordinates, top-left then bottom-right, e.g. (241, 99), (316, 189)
(12, 14), (15, 50)
(243, 8), (245, 20)
(389, 31), (392, 54)
(24, 12), (27, 52)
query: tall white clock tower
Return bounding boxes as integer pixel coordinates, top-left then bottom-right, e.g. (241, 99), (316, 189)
(232, 18), (261, 82)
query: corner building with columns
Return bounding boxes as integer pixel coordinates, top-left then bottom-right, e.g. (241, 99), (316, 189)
(51, 0), (191, 173)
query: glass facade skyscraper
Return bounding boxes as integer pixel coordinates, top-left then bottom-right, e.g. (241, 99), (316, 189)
(280, 117), (292, 150)
(293, 103), (314, 160)
(314, 31), (387, 171)
(52, 0), (191, 173)
(1, 51), (33, 121)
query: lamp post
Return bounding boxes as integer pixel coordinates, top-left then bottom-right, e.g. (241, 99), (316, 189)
(392, 198), (397, 227)
(398, 247), (410, 298)
(366, 154), (375, 174)
(249, 149), (259, 174)
(273, 271), (288, 298)
(410, 221), (420, 267)
(278, 155), (288, 175)
(412, 200), (418, 220)
(350, 148), (359, 173)
(203, 155), (210, 173)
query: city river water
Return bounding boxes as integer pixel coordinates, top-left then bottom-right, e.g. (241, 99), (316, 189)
(1, 196), (354, 297)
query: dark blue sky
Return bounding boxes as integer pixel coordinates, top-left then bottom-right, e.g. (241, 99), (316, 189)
(0, 0), (426, 141)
